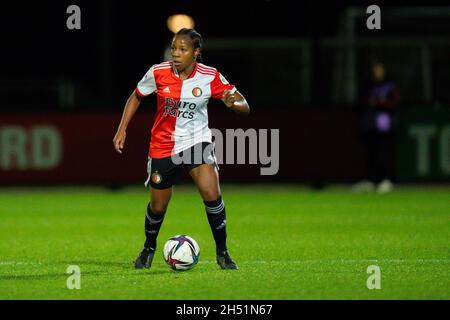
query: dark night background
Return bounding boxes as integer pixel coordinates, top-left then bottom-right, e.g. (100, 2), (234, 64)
(3, 0), (450, 112)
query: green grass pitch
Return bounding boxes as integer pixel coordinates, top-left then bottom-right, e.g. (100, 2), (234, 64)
(0, 184), (448, 299)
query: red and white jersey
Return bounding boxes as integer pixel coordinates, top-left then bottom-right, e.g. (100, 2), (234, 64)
(136, 62), (237, 158)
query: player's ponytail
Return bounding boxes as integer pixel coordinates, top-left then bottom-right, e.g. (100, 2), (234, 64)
(175, 28), (203, 63)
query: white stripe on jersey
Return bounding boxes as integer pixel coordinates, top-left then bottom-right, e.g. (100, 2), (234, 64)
(198, 63), (217, 72)
(197, 70), (216, 76)
(153, 66), (171, 71)
(153, 62), (171, 70)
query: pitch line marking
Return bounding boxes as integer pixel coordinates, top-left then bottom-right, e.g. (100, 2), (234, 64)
(1, 259), (448, 267)
(0, 261), (26, 266)
(198, 259), (450, 264)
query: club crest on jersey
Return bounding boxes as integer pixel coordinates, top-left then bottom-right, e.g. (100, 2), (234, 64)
(151, 171), (162, 184)
(192, 87), (202, 97)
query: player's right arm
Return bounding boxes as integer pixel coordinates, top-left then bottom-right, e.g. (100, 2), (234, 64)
(113, 65), (157, 154)
(113, 90), (142, 154)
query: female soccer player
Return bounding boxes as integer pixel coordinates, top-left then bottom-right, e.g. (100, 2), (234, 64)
(113, 28), (250, 270)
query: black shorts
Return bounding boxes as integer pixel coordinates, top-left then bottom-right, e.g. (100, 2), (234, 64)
(144, 142), (218, 189)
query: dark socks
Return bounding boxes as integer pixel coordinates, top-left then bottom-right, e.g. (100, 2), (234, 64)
(204, 196), (228, 255)
(144, 203), (165, 251)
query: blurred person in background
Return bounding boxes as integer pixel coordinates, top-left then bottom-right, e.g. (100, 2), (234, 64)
(353, 60), (400, 193)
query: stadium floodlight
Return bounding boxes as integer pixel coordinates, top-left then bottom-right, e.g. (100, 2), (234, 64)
(167, 14), (195, 33)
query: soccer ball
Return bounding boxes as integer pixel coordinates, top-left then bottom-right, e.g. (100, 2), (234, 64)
(163, 235), (200, 271)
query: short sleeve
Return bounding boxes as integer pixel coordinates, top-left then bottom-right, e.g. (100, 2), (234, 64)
(136, 66), (157, 97)
(210, 72), (237, 99)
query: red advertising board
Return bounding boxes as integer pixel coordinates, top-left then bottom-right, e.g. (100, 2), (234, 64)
(0, 110), (367, 185)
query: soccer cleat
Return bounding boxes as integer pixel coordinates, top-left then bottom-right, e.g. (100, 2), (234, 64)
(134, 247), (155, 269)
(216, 250), (238, 270)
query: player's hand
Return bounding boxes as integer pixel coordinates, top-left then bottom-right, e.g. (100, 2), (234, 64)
(222, 90), (237, 108)
(113, 130), (126, 154)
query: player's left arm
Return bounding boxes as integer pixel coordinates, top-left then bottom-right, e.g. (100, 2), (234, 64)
(222, 90), (250, 115)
